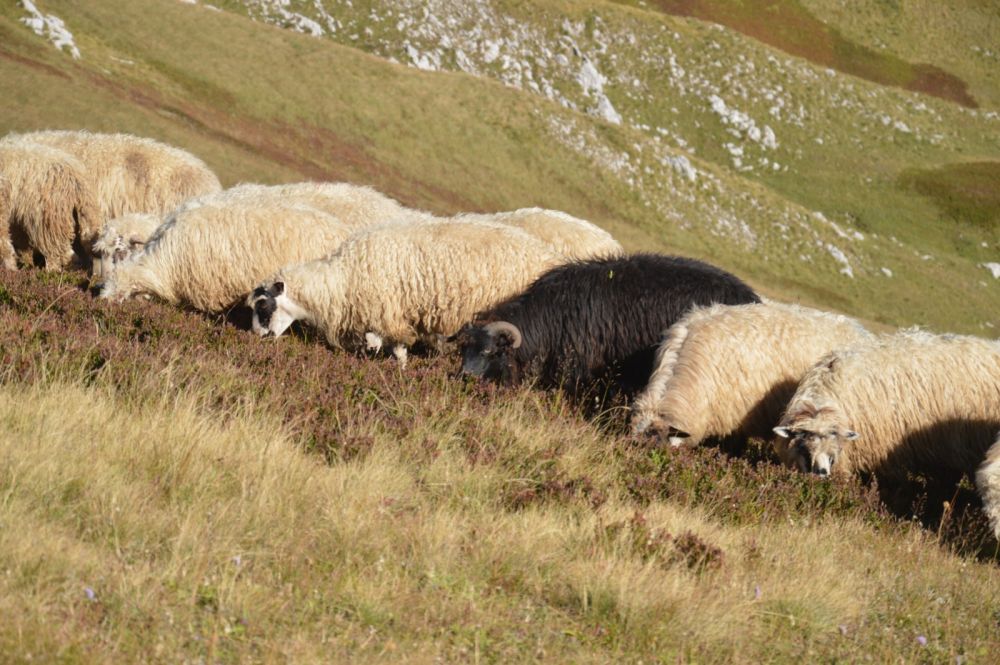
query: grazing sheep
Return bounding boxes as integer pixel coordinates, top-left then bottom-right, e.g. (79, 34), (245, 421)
(631, 302), (872, 446)
(457, 208), (621, 260)
(978, 431), (1000, 539)
(99, 199), (352, 312)
(247, 219), (562, 366)
(457, 254), (761, 400)
(773, 330), (1000, 536)
(93, 181), (427, 276)
(6, 130), (221, 222)
(0, 139), (101, 270)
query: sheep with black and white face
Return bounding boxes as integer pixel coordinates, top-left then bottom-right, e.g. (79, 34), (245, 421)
(247, 218), (561, 367)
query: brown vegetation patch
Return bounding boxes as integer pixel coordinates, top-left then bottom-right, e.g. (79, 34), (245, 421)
(1, 42), (475, 214)
(899, 161), (1000, 230)
(603, 511), (725, 573)
(0, 42), (71, 81)
(647, 0), (977, 108)
(77, 69), (476, 214)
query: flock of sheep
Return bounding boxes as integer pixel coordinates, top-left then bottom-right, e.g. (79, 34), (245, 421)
(2, 130), (998, 541)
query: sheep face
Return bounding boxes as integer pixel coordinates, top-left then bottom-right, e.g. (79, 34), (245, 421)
(632, 413), (691, 447)
(91, 231), (144, 279)
(773, 425), (858, 476)
(248, 282), (303, 338)
(457, 321), (522, 383)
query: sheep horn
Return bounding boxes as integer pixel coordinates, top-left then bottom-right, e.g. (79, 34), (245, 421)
(484, 321), (522, 349)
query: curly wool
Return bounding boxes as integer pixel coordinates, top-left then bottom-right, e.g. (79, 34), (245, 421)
(183, 182), (427, 229)
(96, 182), (429, 273)
(631, 302), (872, 444)
(101, 199), (352, 312)
(269, 218), (562, 350)
(977, 432), (1000, 539)
(470, 253), (760, 395)
(776, 329), (1000, 482)
(10, 130), (221, 221)
(456, 208), (621, 261)
(0, 139), (101, 270)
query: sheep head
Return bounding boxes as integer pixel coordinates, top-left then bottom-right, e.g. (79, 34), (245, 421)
(91, 230), (146, 280)
(456, 320), (522, 383)
(631, 412), (691, 447)
(247, 281), (310, 339)
(773, 411), (858, 477)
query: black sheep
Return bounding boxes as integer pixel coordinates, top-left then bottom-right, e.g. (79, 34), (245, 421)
(456, 253), (760, 402)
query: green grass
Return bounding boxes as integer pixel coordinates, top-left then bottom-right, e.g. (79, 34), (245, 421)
(634, 0), (977, 106)
(901, 161), (1000, 230)
(801, 0), (1000, 110)
(2, 0), (999, 333)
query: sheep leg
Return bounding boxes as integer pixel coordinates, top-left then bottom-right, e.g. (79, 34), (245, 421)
(392, 344), (408, 369)
(364, 332), (384, 354)
(0, 235), (15, 270)
(975, 436), (1000, 541)
(41, 247), (75, 272)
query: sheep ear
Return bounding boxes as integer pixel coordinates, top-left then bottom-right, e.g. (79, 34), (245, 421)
(772, 426), (791, 439)
(273, 281), (284, 296)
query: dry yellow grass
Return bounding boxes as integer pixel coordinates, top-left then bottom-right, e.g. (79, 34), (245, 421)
(0, 370), (996, 662)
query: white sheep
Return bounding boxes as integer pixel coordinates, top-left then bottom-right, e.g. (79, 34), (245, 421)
(0, 139), (101, 270)
(180, 182), (426, 227)
(98, 197), (352, 312)
(631, 302), (872, 446)
(978, 431), (1000, 539)
(92, 181), (427, 277)
(5, 130), (222, 222)
(773, 330), (1000, 537)
(247, 218), (562, 366)
(457, 207), (621, 261)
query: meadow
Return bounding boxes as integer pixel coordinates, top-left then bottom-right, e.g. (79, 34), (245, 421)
(1, 0), (999, 661)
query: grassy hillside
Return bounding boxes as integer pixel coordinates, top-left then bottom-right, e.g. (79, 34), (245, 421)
(1, 0), (999, 332)
(801, 0), (1000, 110)
(1, 269), (997, 663)
(2, 1), (1000, 661)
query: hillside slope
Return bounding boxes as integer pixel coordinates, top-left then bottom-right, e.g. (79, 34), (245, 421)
(1, 2), (1000, 661)
(1, 0), (998, 332)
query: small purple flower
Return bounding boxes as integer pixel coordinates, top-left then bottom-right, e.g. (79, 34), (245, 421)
(232, 555), (242, 567)
(754, 585), (762, 600)
(916, 635), (927, 646)
(83, 586), (96, 601)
